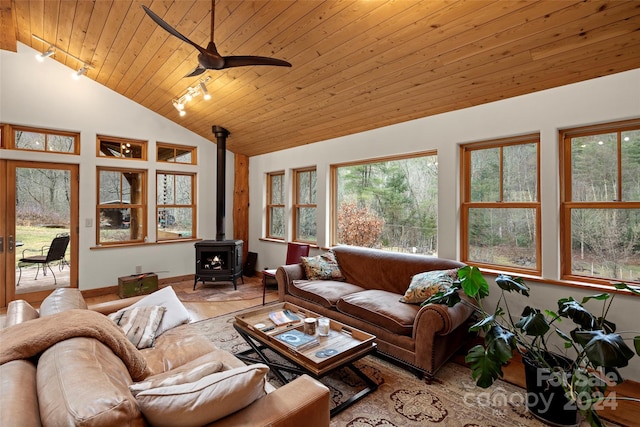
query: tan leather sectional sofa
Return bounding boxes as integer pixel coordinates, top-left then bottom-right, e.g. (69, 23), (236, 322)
(277, 245), (475, 380)
(0, 288), (330, 426)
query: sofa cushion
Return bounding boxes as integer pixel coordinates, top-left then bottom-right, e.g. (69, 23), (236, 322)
(5, 299), (39, 327)
(141, 330), (220, 375)
(0, 360), (41, 426)
(129, 352), (223, 396)
(39, 288), (87, 316)
(37, 337), (144, 427)
(336, 290), (420, 336)
(134, 363), (269, 427)
(289, 280), (365, 308)
(301, 251), (344, 280)
(109, 305), (166, 349)
(117, 286), (190, 336)
(399, 268), (458, 304)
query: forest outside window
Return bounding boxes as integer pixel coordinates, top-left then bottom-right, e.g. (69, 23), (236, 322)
(9, 125), (79, 154)
(560, 119), (640, 285)
(157, 142), (197, 164)
(157, 172), (195, 240)
(293, 167), (317, 243)
(98, 135), (146, 159)
(97, 167), (146, 245)
(332, 153), (438, 254)
(266, 171), (285, 240)
(461, 135), (540, 274)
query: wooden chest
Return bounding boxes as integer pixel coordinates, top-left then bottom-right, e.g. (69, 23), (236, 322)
(118, 273), (158, 299)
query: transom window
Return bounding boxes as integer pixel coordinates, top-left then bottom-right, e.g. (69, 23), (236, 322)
(97, 167), (147, 245)
(461, 135), (540, 274)
(293, 167), (317, 243)
(98, 135), (146, 159)
(7, 125), (79, 154)
(157, 142), (197, 164)
(332, 153), (438, 254)
(157, 172), (195, 240)
(266, 171), (285, 240)
(560, 119), (640, 285)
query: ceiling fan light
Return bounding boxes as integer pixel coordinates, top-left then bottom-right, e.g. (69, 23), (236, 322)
(200, 82), (211, 100)
(36, 48), (55, 62)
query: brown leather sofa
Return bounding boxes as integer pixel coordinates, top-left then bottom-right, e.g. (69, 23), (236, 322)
(277, 245), (475, 380)
(0, 288), (330, 427)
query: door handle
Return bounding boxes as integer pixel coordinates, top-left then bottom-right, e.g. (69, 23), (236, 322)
(8, 235), (14, 253)
(0, 236), (3, 252)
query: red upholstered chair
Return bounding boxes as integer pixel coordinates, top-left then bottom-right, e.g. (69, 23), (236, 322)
(262, 243), (310, 305)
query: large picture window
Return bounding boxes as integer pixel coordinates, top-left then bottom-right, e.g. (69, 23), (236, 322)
(157, 172), (195, 240)
(97, 167), (146, 245)
(332, 153), (438, 254)
(560, 120), (640, 285)
(461, 135), (540, 274)
(266, 171), (285, 240)
(293, 167), (317, 243)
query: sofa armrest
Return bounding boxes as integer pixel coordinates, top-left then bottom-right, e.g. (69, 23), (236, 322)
(414, 292), (475, 336)
(210, 374), (330, 427)
(276, 264), (306, 301)
(87, 295), (145, 315)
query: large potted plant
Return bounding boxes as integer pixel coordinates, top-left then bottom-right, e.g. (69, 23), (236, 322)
(424, 266), (640, 426)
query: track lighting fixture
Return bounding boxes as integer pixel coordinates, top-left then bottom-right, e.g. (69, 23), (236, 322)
(36, 48), (55, 62)
(170, 76), (212, 117)
(32, 34), (93, 80)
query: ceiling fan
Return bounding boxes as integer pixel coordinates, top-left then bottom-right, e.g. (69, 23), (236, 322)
(142, 1), (291, 77)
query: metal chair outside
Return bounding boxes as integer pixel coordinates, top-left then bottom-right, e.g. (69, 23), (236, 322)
(17, 233), (70, 286)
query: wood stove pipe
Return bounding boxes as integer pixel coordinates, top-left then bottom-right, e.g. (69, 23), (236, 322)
(212, 125), (230, 241)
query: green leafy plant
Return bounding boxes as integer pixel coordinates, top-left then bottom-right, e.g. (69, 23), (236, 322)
(424, 265), (640, 426)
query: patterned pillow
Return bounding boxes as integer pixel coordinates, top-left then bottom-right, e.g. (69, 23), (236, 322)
(399, 269), (459, 304)
(109, 305), (166, 349)
(301, 251), (344, 281)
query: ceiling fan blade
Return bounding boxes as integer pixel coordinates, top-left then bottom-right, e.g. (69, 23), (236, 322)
(185, 65), (207, 78)
(222, 56), (292, 69)
(142, 5), (208, 55)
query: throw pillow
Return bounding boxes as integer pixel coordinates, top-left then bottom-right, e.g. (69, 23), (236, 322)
(301, 251), (344, 281)
(122, 286), (191, 335)
(109, 305), (166, 349)
(399, 268), (459, 304)
(129, 353), (223, 396)
(134, 363), (269, 427)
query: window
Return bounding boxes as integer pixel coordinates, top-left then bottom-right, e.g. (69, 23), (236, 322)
(9, 125), (79, 154)
(560, 119), (640, 285)
(293, 167), (317, 243)
(157, 143), (197, 164)
(97, 167), (146, 245)
(97, 135), (146, 159)
(461, 135), (540, 274)
(157, 172), (195, 240)
(266, 171), (285, 240)
(332, 153), (438, 254)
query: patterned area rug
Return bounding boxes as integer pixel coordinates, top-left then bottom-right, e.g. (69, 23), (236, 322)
(184, 312), (552, 427)
(171, 279), (266, 302)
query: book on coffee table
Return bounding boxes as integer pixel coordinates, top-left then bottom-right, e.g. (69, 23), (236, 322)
(274, 329), (319, 350)
(269, 309), (301, 326)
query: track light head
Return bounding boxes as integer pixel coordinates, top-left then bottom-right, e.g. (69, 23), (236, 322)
(36, 48), (55, 62)
(200, 82), (211, 100)
(72, 66), (88, 80)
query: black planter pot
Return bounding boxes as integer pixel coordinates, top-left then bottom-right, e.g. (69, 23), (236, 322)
(522, 354), (580, 427)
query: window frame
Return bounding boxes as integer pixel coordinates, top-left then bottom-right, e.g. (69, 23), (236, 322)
(559, 118), (640, 286)
(292, 167), (317, 243)
(156, 142), (197, 164)
(96, 166), (147, 246)
(4, 124), (80, 155)
(156, 171), (196, 241)
(460, 134), (541, 275)
(97, 134), (147, 160)
(266, 171), (285, 240)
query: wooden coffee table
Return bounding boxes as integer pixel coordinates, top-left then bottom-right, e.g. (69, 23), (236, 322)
(233, 302), (378, 417)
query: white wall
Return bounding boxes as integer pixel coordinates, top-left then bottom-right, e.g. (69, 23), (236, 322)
(249, 68), (640, 380)
(1, 43), (236, 289)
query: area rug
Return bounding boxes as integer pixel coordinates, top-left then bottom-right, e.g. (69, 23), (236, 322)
(171, 279), (267, 302)
(184, 312), (551, 427)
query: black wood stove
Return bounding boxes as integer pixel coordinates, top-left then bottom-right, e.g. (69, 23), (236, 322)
(194, 240), (243, 289)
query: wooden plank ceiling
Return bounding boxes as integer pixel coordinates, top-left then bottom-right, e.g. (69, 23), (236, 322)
(4, 0), (640, 157)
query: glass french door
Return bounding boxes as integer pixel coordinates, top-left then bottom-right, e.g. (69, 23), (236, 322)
(1, 160), (78, 306)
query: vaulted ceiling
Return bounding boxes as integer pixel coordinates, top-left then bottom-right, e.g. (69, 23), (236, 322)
(3, 0), (640, 157)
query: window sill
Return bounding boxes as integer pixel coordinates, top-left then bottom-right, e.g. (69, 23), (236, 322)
(90, 237), (200, 250)
(259, 237), (320, 249)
